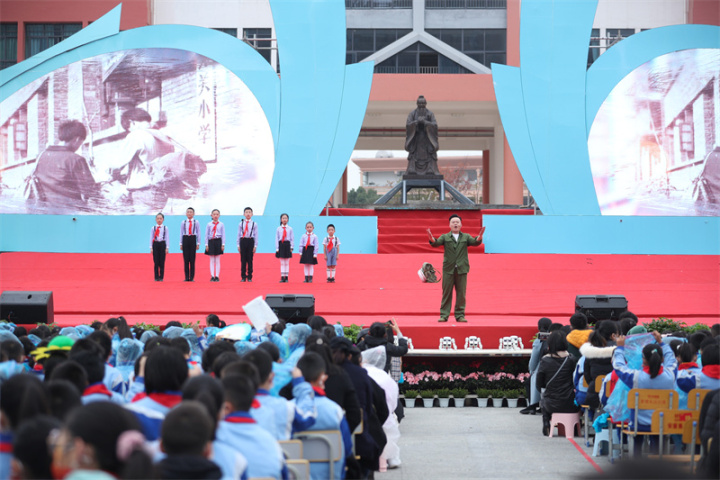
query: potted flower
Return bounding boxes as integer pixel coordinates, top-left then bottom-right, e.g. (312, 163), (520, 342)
(504, 389), (522, 408)
(436, 388), (452, 408)
(475, 388), (492, 408)
(490, 389), (505, 408)
(451, 388), (468, 408)
(403, 389), (419, 409)
(419, 389), (436, 408)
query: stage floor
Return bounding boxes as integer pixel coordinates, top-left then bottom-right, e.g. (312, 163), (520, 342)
(1, 252), (718, 348)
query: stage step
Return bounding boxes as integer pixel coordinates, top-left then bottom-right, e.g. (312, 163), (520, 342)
(376, 209), (485, 254)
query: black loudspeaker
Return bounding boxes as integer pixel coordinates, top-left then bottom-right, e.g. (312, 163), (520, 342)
(0, 291), (54, 324)
(575, 295), (628, 323)
(265, 294), (315, 324)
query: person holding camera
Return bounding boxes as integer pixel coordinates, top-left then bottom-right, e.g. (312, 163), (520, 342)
(357, 319), (408, 374)
(520, 317), (553, 415)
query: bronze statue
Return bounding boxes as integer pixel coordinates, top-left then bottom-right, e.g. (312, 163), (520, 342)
(405, 95), (440, 176)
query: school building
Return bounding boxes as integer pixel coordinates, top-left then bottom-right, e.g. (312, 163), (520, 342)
(1, 0), (718, 207)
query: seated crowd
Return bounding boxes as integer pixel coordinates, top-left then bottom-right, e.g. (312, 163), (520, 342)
(522, 312), (720, 477)
(0, 315), (408, 479)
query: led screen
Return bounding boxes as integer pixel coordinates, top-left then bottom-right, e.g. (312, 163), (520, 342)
(0, 48), (274, 215)
(588, 48), (720, 216)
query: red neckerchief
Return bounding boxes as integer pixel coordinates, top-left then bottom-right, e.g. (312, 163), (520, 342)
(154, 226), (160, 240)
(312, 386), (326, 397)
(608, 371), (619, 396)
(224, 412), (256, 424)
(212, 221), (218, 237)
(0, 433), (13, 453)
(678, 362), (700, 371)
(702, 365), (720, 379)
(33, 363), (43, 372)
(327, 236), (334, 250)
(251, 399), (261, 409)
(282, 226), (287, 241)
(188, 220), (192, 235)
(306, 233), (312, 247)
(148, 392), (183, 408)
(243, 220), (249, 237)
(84, 383), (112, 397)
(642, 365), (664, 375)
(132, 392), (147, 403)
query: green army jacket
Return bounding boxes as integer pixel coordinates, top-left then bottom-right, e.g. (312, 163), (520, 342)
(429, 231), (482, 274)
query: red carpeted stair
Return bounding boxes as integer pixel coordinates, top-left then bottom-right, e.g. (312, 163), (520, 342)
(377, 209), (485, 254)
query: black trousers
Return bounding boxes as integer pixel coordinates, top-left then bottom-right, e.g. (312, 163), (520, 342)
(240, 238), (255, 279)
(152, 241), (166, 279)
(182, 235), (197, 280)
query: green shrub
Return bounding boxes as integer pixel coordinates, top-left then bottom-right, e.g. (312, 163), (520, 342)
(404, 390), (419, 398)
(685, 323), (711, 334)
(504, 389), (522, 399)
(436, 388), (452, 398)
(419, 390), (436, 398)
(342, 323), (362, 343)
(489, 389), (506, 398)
(450, 388), (468, 398)
(642, 317), (687, 334)
(476, 388), (492, 398)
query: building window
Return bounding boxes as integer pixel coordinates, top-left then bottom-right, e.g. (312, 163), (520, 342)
(25, 23), (82, 59)
(606, 28), (635, 47)
(1, 23), (18, 70)
(587, 28), (600, 68)
(427, 29), (506, 68)
(375, 42), (471, 74)
(426, 0), (506, 8)
(345, 0), (412, 8)
(243, 28), (272, 64)
(346, 29), (411, 64)
(213, 28), (238, 38)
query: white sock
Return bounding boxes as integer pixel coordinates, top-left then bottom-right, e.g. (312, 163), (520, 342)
(215, 258), (221, 277)
(331, 269), (336, 279)
(308, 265), (314, 277)
(327, 269), (331, 278)
(210, 257), (216, 277)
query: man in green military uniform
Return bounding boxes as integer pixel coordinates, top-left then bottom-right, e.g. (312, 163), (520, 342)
(427, 214), (485, 322)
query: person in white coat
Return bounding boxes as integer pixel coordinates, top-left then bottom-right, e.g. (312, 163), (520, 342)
(362, 346), (401, 469)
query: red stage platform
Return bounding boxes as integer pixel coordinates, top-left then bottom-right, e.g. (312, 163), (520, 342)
(1, 252), (718, 348)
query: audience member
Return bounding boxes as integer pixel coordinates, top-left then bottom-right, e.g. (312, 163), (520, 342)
(677, 342), (720, 392)
(11, 415), (60, 480)
(537, 331), (580, 436)
(566, 313), (592, 358)
(580, 320), (618, 410)
(44, 380), (82, 421)
(357, 319), (408, 373)
(520, 317), (552, 415)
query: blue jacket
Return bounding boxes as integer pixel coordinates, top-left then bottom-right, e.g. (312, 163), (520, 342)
(214, 412), (287, 480)
(124, 392), (182, 441)
(676, 365), (720, 393)
(612, 343), (677, 427)
(211, 441), (249, 480)
(103, 363), (126, 395)
(256, 377), (316, 440)
(295, 390), (352, 480)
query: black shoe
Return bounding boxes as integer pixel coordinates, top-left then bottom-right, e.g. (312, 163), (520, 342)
(519, 405), (537, 415)
(241, 278), (246, 282)
(303, 276), (309, 283)
(211, 277), (216, 282)
(216, 277), (219, 282)
(248, 278), (252, 282)
(284, 276), (288, 283)
(327, 278), (332, 283)
(542, 417), (551, 437)
(280, 276), (284, 283)
(309, 276), (313, 283)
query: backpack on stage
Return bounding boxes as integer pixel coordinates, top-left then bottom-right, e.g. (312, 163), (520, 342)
(418, 262), (441, 283)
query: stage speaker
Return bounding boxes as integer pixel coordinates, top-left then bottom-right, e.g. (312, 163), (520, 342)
(575, 295), (627, 323)
(0, 291), (54, 324)
(265, 294), (315, 324)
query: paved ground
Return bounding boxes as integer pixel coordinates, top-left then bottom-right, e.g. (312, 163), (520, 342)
(376, 407), (604, 480)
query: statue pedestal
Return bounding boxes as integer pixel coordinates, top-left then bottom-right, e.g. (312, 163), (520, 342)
(374, 176), (475, 205)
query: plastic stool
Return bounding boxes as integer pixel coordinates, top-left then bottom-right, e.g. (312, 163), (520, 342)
(593, 428), (622, 459)
(550, 412), (582, 438)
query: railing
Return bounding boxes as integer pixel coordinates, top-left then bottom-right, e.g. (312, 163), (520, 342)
(346, 0), (412, 8)
(374, 65), (472, 74)
(426, 0), (506, 8)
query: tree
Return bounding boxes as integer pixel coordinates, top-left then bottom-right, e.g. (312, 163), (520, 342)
(347, 186), (381, 205)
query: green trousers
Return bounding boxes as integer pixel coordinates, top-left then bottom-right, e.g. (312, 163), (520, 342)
(440, 269), (467, 320)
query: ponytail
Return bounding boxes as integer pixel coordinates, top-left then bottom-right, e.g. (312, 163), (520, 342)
(116, 317), (133, 340)
(643, 344), (663, 378)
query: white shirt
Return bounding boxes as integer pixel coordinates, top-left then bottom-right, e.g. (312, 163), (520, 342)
(452, 233), (460, 241)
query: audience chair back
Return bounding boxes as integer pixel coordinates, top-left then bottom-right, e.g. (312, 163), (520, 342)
(286, 459), (310, 480)
(622, 389), (679, 443)
(294, 430), (342, 478)
(650, 409), (698, 459)
(279, 440), (303, 460)
(594, 375), (605, 395)
(687, 389), (710, 411)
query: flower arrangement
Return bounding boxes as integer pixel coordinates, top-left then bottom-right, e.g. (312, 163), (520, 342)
(402, 370), (529, 394)
(419, 390), (436, 399)
(403, 389), (419, 399)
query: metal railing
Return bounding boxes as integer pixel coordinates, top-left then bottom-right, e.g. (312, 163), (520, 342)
(345, 0), (412, 8)
(426, 0), (506, 8)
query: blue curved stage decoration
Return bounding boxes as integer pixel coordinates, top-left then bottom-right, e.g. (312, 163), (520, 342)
(491, 0), (720, 254)
(0, 1), (377, 254)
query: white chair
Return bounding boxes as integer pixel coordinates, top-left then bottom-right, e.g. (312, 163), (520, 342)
(498, 336), (524, 350)
(279, 439), (303, 460)
(464, 336), (483, 350)
(439, 336), (457, 350)
(294, 430), (343, 479)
